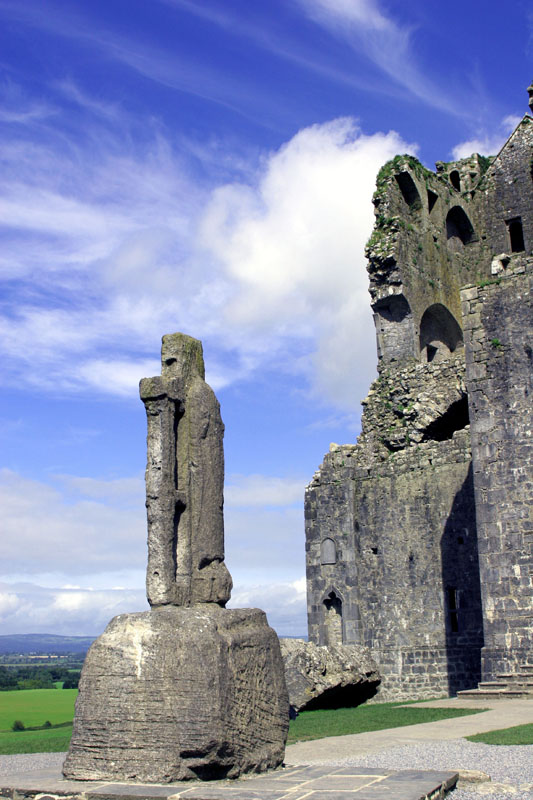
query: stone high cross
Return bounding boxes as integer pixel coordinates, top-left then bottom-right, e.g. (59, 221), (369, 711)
(63, 332), (288, 783)
(140, 333), (232, 607)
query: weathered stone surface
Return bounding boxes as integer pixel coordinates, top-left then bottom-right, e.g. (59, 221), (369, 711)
(463, 264), (533, 679)
(456, 769), (491, 785)
(65, 332), (289, 783)
(279, 638), (380, 713)
(140, 333), (232, 607)
(63, 605), (289, 783)
(306, 97), (533, 699)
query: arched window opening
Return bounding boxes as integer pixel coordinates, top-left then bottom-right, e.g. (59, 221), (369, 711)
(395, 171), (422, 211)
(320, 538), (337, 565)
(323, 591), (343, 645)
(419, 303), (463, 363)
(446, 206), (475, 251)
(449, 170), (461, 192)
(507, 217), (525, 252)
(427, 189), (438, 213)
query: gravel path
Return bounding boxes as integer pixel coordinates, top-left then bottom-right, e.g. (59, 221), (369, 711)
(1, 742), (532, 799)
(0, 750), (65, 777)
(319, 739), (533, 800)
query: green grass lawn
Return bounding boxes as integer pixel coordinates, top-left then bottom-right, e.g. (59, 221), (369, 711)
(0, 688), (77, 754)
(467, 723), (533, 746)
(287, 701), (485, 743)
(0, 688), (77, 729)
(0, 725), (73, 754)
(0, 690), (494, 755)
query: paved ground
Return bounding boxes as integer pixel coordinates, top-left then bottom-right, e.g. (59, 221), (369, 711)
(1, 697), (532, 800)
(285, 696), (533, 764)
(0, 762), (458, 800)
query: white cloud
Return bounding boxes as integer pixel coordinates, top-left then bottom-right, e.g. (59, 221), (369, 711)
(0, 577), (306, 637)
(0, 467), (306, 632)
(0, 99), (412, 410)
(200, 118), (414, 407)
(225, 474), (305, 507)
(75, 358), (160, 397)
(0, 591), (19, 618)
(298, 0), (459, 114)
(0, 581), (147, 635)
(52, 591), (93, 612)
(301, 0), (392, 31)
(451, 115), (523, 160)
(229, 578), (307, 636)
(0, 467), (307, 581)
(0, 468), (146, 577)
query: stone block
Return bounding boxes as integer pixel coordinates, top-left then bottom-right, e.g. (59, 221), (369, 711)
(63, 605), (289, 783)
(279, 639), (380, 713)
(461, 287), (479, 302)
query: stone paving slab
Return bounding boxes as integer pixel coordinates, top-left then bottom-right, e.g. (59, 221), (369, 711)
(0, 764), (457, 800)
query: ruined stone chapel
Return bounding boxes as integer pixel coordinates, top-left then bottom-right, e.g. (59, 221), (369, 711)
(305, 93), (533, 699)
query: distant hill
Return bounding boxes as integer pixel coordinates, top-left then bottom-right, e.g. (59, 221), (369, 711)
(0, 634), (96, 655)
(0, 632), (305, 656)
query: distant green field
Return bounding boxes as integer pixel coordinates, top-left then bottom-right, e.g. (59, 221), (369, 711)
(0, 688), (77, 754)
(0, 689), (77, 731)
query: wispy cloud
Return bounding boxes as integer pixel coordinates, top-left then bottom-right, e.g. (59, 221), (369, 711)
(0, 79), (413, 407)
(0, 76), (57, 125)
(0, 0), (297, 132)
(2, 0), (459, 121)
(451, 115), (523, 160)
(301, 0), (393, 31)
(0, 582), (147, 636)
(296, 0), (459, 114)
(0, 577), (306, 637)
(0, 465), (307, 635)
(157, 0), (392, 99)
(0, 105), (53, 124)
(0, 468), (146, 577)
(225, 474), (305, 507)
(53, 79), (123, 121)
(104, 40), (283, 130)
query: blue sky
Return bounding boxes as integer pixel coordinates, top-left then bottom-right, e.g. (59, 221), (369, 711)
(1, 0), (531, 638)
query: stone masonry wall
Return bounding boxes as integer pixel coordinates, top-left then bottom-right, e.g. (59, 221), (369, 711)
(306, 427), (483, 700)
(306, 109), (532, 701)
(462, 259), (533, 678)
(481, 118), (533, 257)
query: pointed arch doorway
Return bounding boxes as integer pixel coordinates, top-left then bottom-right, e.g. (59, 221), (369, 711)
(323, 589), (343, 645)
